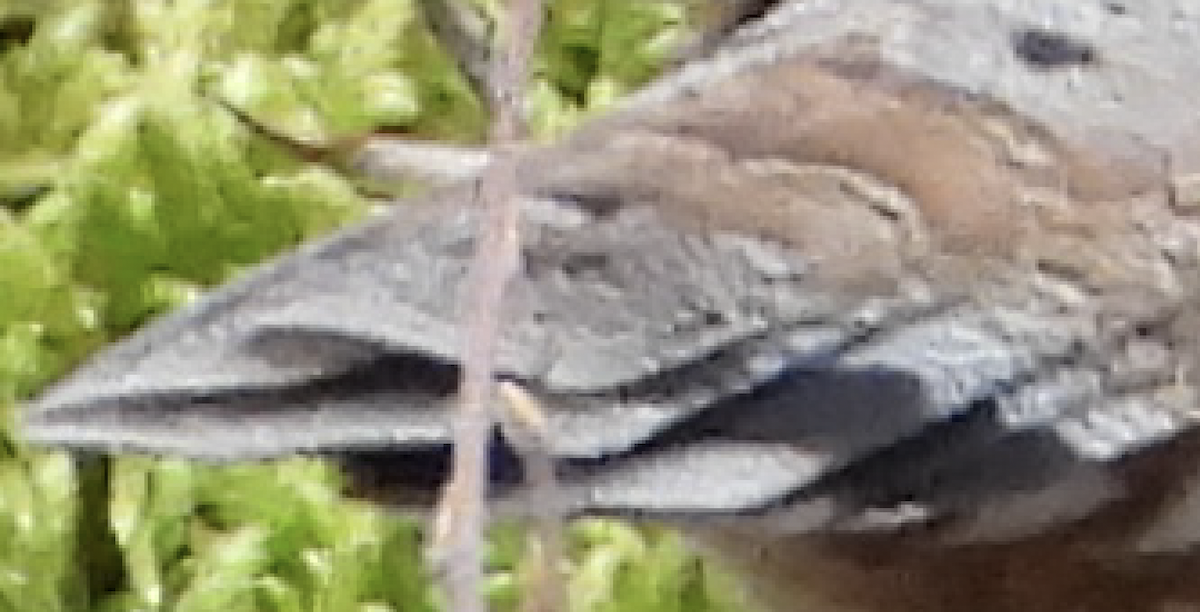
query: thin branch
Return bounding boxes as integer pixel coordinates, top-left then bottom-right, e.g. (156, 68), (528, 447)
(431, 0), (545, 611)
(498, 382), (567, 612)
(419, 0), (494, 109)
(349, 139), (492, 184)
(216, 96), (492, 186)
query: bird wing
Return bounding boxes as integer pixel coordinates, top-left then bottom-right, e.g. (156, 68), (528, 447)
(22, 0), (1200, 547)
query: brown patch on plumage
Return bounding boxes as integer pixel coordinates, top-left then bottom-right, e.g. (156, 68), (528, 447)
(527, 52), (1164, 295)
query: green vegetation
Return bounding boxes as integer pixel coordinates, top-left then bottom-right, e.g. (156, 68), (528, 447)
(0, 1), (742, 611)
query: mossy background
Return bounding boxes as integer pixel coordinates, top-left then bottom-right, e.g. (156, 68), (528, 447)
(0, 1), (746, 611)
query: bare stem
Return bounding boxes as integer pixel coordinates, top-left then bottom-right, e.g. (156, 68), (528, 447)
(433, 0), (545, 611)
(498, 382), (567, 612)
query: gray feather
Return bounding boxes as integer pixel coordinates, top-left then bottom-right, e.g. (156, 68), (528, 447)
(21, 0), (1200, 545)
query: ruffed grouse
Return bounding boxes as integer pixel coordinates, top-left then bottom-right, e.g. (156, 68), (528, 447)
(22, 0), (1200, 610)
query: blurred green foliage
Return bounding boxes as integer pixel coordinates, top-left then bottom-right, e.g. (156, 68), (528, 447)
(0, 1), (745, 611)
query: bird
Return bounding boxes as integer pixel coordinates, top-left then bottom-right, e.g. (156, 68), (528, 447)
(20, 0), (1200, 610)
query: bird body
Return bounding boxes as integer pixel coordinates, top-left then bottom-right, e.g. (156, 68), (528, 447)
(21, 0), (1200, 610)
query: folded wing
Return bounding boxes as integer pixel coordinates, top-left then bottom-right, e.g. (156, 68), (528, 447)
(23, 0), (1200, 550)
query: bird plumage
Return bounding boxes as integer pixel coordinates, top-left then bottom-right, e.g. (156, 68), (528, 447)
(21, 0), (1200, 610)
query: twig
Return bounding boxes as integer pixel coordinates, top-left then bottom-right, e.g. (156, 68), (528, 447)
(431, 0), (545, 611)
(498, 382), (567, 612)
(350, 139), (492, 184)
(215, 96), (492, 185)
(419, 0), (494, 109)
